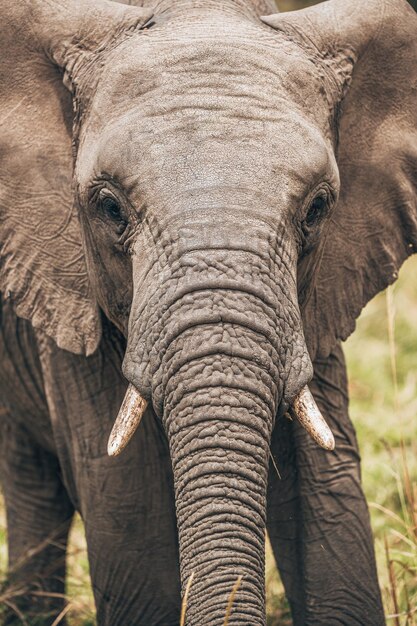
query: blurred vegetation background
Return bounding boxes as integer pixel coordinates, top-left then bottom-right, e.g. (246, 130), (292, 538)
(1, 0), (416, 624)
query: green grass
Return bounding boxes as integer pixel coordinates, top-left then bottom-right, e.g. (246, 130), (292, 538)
(1, 257), (417, 624)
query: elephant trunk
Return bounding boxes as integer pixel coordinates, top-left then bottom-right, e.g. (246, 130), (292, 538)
(163, 323), (278, 625)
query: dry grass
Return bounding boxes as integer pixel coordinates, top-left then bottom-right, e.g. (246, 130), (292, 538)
(223, 576), (243, 626)
(0, 511), (95, 626)
(346, 257), (417, 624)
(376, 443), (417, 624)
(180, 573), (195, 626)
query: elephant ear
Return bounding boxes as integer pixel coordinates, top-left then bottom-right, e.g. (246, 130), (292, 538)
(0, 0), (152, 355)
(263, 0), (417, 359)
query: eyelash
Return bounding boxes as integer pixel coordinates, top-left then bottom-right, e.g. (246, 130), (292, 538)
(296, 188), (332, 253)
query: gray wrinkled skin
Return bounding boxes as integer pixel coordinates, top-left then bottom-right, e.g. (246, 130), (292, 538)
(0, 0), (416, 624)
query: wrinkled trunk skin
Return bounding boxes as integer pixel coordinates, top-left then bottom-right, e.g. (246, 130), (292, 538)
(164, 330), (275, 624)
(124, 212), (311, 624)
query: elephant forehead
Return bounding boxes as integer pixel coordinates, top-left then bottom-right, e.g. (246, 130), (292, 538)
(76, 14), (338, 210)
(87, 15), (328, 130)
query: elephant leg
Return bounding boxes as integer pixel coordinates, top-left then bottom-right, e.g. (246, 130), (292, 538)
(267, 412), (303, 620)
(0, 416), (74, 625)
(0, 298), (74, 624)
(36, 322), (181, 626)
(267, 342), (385, 625)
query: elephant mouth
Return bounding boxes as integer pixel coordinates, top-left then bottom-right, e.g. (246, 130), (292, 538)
(107, 383), (335, 457)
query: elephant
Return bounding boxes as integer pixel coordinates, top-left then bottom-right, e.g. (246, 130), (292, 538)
(0, 0), (416, 624)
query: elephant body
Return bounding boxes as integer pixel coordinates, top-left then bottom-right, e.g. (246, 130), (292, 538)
(1, 0), (416, 624)
(0, 295), (384, 625)
(0, 297), (181, 624)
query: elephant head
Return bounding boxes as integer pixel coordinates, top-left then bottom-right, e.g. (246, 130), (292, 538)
(1, 0), (417, 623)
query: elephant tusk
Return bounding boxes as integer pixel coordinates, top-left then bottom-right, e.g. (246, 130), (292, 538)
(289, 385), (335, 451)
(107, 384), (148, 457)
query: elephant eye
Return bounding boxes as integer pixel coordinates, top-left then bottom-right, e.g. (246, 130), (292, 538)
(98, 189), (124, 223)
(305, 194), (328, 228)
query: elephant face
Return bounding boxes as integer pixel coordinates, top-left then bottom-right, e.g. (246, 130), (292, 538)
(75, 12), (339, 405)
(1, 0), (417, 624)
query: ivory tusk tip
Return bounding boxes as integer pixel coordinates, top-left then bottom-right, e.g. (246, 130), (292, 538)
(107, 383), (148, 457)
(291, 385), (336, 452)
(107, 435), (124, 457)
(319, 432), (336, 451)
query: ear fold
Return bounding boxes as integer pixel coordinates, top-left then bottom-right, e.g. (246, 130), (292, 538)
(0, 1), (152, 355)
(263, 0), (417, 359)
